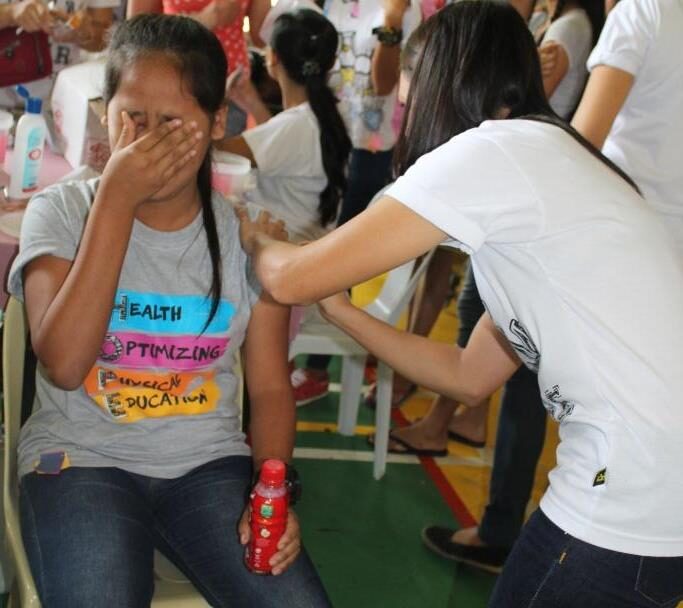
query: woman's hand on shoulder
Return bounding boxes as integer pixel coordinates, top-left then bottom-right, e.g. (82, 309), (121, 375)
(98, 112), (203, 211)
(238, 506), (302, 575)
(235, 206), (288, 255)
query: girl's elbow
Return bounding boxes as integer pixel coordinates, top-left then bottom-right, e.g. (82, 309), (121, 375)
(45, 367), (85, 391)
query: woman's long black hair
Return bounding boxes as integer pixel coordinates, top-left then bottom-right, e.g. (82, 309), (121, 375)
(394, 1), (638, 194)
(271, 9), (351, 227)
(104, 14), (226, 329)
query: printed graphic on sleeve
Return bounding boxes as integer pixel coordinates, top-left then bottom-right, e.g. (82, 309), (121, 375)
(85, 290), (235, 423)
(543, 384), (575, 422)
(507, 319), (540, 372)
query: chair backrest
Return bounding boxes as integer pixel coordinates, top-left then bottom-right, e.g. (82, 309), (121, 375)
(3, 296), (41, 607)
(4, 296), (28, 501)
(364, 249), (436, 325)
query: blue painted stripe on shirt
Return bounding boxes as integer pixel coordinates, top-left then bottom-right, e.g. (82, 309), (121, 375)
(109, 290), (235, 335)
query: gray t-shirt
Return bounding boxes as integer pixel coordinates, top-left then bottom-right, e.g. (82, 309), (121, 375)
(8, 178), (260, 479)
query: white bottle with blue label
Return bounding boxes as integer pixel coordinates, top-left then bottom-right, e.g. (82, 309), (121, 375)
(8, 86), (47, 200)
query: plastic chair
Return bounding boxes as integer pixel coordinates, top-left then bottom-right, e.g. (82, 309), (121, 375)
(289, 250), (435, 480)
(2, 296), (208, 607)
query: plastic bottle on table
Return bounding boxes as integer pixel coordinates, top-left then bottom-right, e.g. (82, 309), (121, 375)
(245, 459), (288, 574)
(8, 86), (47, 201)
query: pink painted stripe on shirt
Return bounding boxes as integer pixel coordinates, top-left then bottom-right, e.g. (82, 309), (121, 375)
(98, 331), (229, 371)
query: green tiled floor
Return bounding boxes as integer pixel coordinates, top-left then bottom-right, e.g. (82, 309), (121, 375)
(293, 357), (496, 608)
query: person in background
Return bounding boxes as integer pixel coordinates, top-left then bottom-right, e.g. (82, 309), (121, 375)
(217, 9), (350, 245)
(290, 0), (422, 405)
(239, 3), (683, 606)
(534, 0), (604, 119)
(0, 0), (117, 106)
(572, 0), (683, 257)
(8, 14), (331, 606)
(127, 0), (270, 135)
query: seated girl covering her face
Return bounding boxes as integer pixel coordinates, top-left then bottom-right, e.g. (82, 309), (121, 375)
(237, 3), (683, 606)
(217, 9), (351, 244)
(7, 14), (331, 608)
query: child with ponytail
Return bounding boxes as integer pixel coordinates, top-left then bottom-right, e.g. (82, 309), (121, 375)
(218, 8), (351, 244)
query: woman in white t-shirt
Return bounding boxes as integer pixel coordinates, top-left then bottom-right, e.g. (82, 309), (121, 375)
(237, 2), (683, 606)
(534, 0), (604, 119)
(572, 0), (683, 256)
(218, 8), (351, 244)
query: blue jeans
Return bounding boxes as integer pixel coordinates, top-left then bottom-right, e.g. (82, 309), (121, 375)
(20, 456), (331, 608)
(457, 264), (547, 548)
(490, 509), (683, 608)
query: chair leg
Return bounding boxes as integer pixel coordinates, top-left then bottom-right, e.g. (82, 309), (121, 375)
(337, 355), (366, 436)
(373, 362), (394, 480)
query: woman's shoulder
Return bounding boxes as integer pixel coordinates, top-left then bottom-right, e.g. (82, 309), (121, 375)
(25, 177), (98, 226)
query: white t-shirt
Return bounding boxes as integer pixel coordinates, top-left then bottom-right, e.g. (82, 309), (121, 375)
(544, 9), (592, 119)
(387, 119), (683, 557)
(0, 0), (119, 106)
(324, 0), (421, 151)
(243, 103), (329, 243)
(587, 0), (683, 254)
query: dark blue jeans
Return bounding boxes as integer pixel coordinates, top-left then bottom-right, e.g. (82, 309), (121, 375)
(490, 509), (683, 608)
(308, 147), (394, 371)
(20, 456), (331, 608)
(457, 264), (547, 548)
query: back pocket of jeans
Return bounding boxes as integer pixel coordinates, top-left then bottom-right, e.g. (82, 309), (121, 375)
(635, 556), (683, 606)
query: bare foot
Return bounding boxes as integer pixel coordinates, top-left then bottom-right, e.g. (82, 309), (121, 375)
(388, 418), (449, 453)
(451, 526), (486, 546)
(447, 404), (487, 446)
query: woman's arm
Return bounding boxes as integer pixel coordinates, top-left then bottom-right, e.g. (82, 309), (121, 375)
(126, 0), (162, 18)
(319, 294), (521, 406)
(247, 0), (270, 48)
(571, 65), (634, 149)
(539, 40), (569, 98)
(237, 196), (447, 305)
(239, 293), (301, 575)
(371, 0), (410, 96)
(215, 135), (257, 165)
(242, 293), (295, 468)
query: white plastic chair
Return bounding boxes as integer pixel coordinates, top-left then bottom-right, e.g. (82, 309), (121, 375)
(290, 250), (435, 480)
(2, 296), (209, 607)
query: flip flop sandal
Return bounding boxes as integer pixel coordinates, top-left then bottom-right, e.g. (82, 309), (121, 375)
(367, 431), (448, 458)
(447, 430), (486, 449)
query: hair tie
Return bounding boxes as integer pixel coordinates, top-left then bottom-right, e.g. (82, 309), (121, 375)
(302, 60), (321, 77)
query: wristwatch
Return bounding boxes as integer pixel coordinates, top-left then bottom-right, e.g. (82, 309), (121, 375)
(285, 463), (302, 505)
(372, 26), (403, 47)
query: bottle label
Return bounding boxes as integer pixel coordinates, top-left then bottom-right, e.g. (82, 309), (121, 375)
(22, 127), (44, 194)
(246, 492), (288, 574)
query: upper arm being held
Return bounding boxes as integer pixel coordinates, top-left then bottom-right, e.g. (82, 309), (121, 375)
(23, 255), (72, 359)
(571, 65), (634, 149)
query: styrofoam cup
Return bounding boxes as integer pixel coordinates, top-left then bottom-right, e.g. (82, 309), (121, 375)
(212, 150), (252, 197)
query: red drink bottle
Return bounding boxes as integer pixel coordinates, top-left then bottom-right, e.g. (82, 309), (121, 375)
(245, 459), (288, 574)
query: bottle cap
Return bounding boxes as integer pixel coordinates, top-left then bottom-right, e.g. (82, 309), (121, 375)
(15, 85), (43, 114)
(259, 459), (286, 486)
